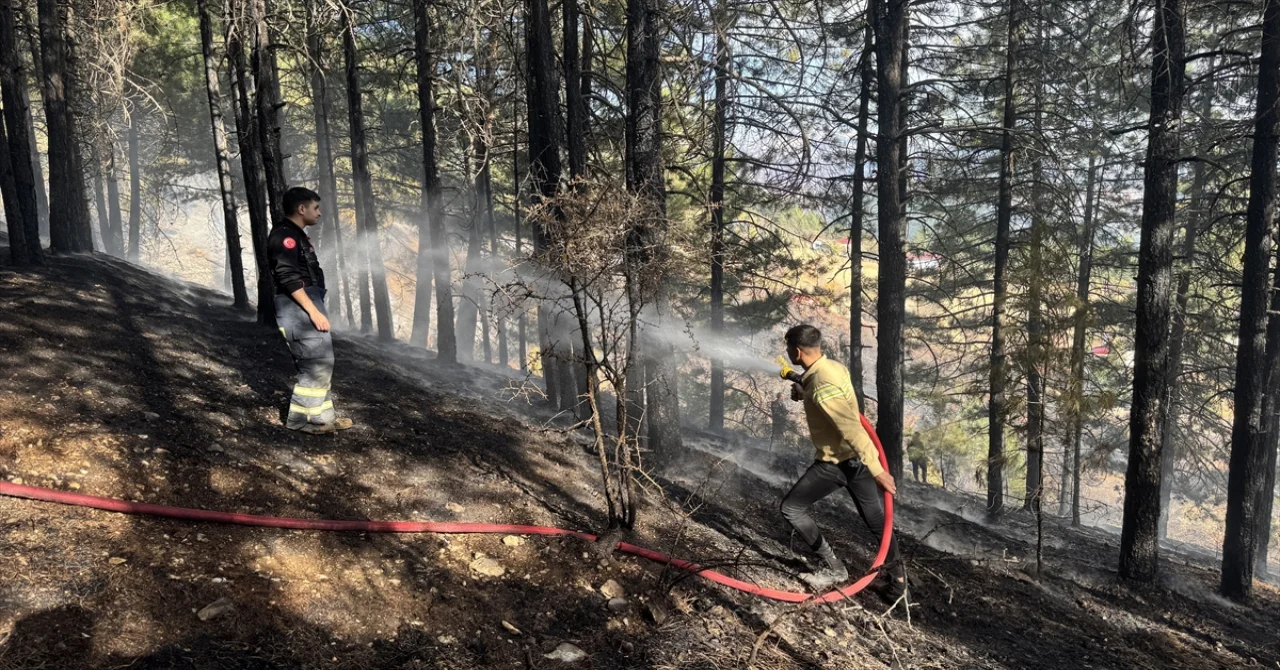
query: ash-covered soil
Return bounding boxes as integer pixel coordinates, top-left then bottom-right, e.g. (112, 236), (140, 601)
(0, 246), (1274, 669)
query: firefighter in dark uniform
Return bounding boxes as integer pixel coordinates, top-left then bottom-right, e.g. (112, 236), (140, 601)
(269, 186), (353, 434)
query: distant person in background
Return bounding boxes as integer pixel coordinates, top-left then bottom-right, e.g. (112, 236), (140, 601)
(268, 186), (354, 434)
(908, 433), (929, 484)
(778, 324), (906, 599)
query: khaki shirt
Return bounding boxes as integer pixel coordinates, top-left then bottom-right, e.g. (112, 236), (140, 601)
(800, 355), (883, 477)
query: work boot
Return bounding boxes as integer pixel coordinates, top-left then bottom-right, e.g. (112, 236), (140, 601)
(300, 417), (354, 435)
(878, 569), (912, 606)
(799, 540), (849, 591)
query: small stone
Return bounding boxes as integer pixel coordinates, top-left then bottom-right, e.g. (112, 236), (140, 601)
(824, 627), (837, 638)
(197, 597), (235, 621)
(208, 444), (225, 453)
(607, 598), (629, 613)
(11, 478), (22, 486)
(647, 603), (668, 625)
(543, 642), (586, 663)
(469, 557), (505, 578)
(446, 503), (465, 514)
(68, 482), (80, 490)
(502, 535), (525, 547)
(599, 579), (624, 599)
(142, 412), (160, 422)
(108, 557), (127, 565)
(437, 635), (457, 645)
(501, 620), (522, 636)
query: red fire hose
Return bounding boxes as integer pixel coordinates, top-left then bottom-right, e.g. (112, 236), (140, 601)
(0, 416), (892, 604)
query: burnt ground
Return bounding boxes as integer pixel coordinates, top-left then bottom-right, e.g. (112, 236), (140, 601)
(0, 244), (1276, 670)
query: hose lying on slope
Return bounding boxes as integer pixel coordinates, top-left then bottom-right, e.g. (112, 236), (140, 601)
(0, 415), (892, 604)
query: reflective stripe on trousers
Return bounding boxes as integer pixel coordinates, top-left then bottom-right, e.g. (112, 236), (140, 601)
(275, 287), (337, 429)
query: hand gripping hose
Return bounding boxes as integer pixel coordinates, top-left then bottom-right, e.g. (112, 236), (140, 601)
(0, 416), (892, 604)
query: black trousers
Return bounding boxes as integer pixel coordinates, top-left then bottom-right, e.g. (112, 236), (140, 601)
(781, 459), (901, 571)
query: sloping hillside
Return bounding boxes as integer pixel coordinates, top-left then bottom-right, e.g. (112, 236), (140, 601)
(0, 244), (1275, 669)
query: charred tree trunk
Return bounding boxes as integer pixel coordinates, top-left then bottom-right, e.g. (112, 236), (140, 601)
(127, 108), (140, 262)
(0, 0), (38, 264)
(564, 0), (586, 181)
(1119, 0), (1184, 583)
(1221, 0), (1280, 602)
(342, 9), (394, 342)
(198, 0), (248, 309)
(707, 0), (729, 431)
(411, 0), (452, 357)
(0, 100), (25, 262)
(988, 0), (1018, 515)
(875, 0), (908, 482)
(848, 17), (872, 410)
(627, 0), (682, 458)
(480, 132), (496, 365)
(1064, 157), (1098, 524)
(562, 0), (590, 416)
(305, 0), (348, 326)
(1025, 23), (1046, 514)
(36, 0), (91, 253)
(526, 0), (563, 403)
(227, 10), (273, 324)
(513, 118), (527, 372)
(19, 9), (47, 241)
(1257, 216), (1280, 576)
(251, 0), (284, 221)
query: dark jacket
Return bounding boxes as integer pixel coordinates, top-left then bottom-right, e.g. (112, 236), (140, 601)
(267, 219), (325, 295)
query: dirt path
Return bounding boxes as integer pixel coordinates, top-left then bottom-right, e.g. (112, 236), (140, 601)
(1, 251), (1275, 669)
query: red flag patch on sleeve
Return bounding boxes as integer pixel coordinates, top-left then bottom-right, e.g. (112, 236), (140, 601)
(283, 237), (297, 250)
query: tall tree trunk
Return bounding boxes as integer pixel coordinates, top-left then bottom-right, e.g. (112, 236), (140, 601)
(20, 5), (47, 242)
(342, 10), (393, 341)
(561, 1), (590, 417)
(480, 131), (496, 365)
(305, 0), (346, 325)
(707, 0), (729, 431)
(526, 0), (563, 403)
(513, 117), (527, 371)
(1119, 0), (1184, 583)
(1064, 157), (1098, 524)
(1025, 21), (1046, 514)
(1257, 217), (1280, 576)
(198, 0), (248, 309)
(227, 8), (273, 324)
(411, 0), (451, 356)
(36, 0), (91, 253)
(0, 0), (38, 264)
(251, 0), (284, 221)
(564, 0), (586, 181)
(627, 0), (682, 458)
(0, 98), (25, 263)
(458, 35), (496, 365)
(848, 16), (872, 411)
(1161, 71), (1215, 538)
(105, 148), (121, 260)
(127, 108), (140, 262)
(1221, 0), (1280, 602)
(875, 0), (908, 482)
(456, 161), (484, 362)
(988, 0), (1018, 515)
(90, 151), (107, 252)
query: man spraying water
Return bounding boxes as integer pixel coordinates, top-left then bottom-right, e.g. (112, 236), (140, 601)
(778, 324), (907, 599)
